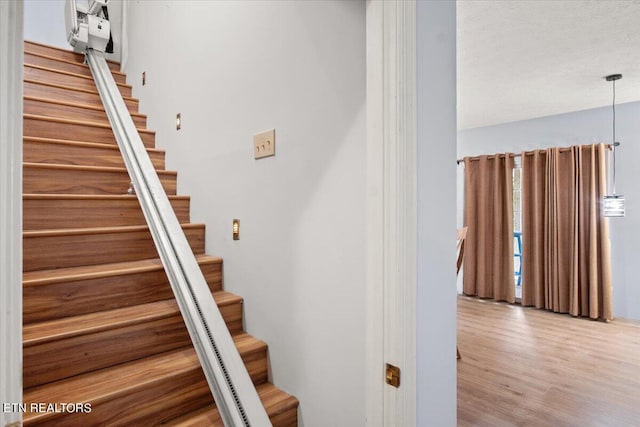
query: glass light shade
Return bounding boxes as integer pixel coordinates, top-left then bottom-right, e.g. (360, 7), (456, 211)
(603, 194), (625, 217)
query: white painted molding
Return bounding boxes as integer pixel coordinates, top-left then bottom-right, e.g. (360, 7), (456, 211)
(120, 0), (128, 71)
(365, 1), (385, 425)
(366, 1), (417, 426)
(0, 1), (24, 426)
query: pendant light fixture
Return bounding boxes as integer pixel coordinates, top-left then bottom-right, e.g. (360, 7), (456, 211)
(603, 73), (625, 217)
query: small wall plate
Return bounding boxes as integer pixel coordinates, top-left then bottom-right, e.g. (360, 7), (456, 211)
(254, 129), (275, 159)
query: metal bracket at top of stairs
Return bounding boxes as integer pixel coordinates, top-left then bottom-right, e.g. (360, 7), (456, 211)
(85, 49), (272, 427)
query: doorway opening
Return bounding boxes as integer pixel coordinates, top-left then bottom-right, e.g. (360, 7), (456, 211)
(512, 158), (522, 300)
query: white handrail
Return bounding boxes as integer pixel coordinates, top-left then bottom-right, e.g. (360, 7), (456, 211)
(86, 49), (272, 427)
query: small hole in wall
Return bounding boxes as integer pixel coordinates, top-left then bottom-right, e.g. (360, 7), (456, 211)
(142, 71), (146, 86)
(176, 113), (181, 130)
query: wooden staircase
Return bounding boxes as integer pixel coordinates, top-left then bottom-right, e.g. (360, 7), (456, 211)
(22, 40), (298, 426)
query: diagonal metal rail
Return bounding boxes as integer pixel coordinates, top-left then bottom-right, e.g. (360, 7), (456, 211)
(86, 49), (271, 427)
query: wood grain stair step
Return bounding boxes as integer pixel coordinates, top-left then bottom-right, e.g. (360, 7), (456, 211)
(24, 40), (120, 72)
(24, 114), (154, 148)
(24, 95), (146, 127)
(22, 254), (222, 323)
(24, 64), (132, 97)
(23, 292), (242, 345)
(23, 193), (188, 230)
(24, 79), (139, 112)
(25, 50), (127, 84)
(23, 162), (175, 195)
(23, 223), (205, 272)
(23, 337), (267, 426)
(24, 137), (162, 169)
(23, 292), (245, 388)
(164, 383), (299, 427)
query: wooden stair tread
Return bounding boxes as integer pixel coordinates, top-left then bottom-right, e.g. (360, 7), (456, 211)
(24, 113), (154, 134)
(24, 113), (155, 151)
(24, 79), (140, 117)
(22, 253), (222, 325)
(23, 193), (187, 201)
(23, 167), (174, 196)
(24, 40), (121, 68)
(23, 161), (174, 175)
(23, 224), (203, 272)
(23, 253), (216, 287)
(23, 222), (203, 238)
(24, 79), (137, 102)
(24, 63), (131, 90)
(23, 299), (179, 346)
(23, 346), (201, 423)
(23, 333), (264, 409)
(166, 383), (299, 426)
(24, 96), (146, 128)
(24, 136), (161, 153)
(24, 95), (146, 119)
(24, 49), (127, 78)
(23, 291), (243, 346)
(23, 193), (189, 230)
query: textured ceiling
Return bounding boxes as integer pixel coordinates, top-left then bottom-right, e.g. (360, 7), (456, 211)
(457, 0), (640, 130)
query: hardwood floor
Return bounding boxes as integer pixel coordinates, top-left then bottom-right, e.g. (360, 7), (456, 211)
(457, 296), (640, 427)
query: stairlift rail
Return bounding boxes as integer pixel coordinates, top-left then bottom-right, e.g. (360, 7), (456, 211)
(86, 49), (272, 427)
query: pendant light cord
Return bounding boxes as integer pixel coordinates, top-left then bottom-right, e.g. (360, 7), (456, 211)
(612, 78), (617, 195)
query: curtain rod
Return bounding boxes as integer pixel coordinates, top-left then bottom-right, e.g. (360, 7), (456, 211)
(456, 143), (613, 165)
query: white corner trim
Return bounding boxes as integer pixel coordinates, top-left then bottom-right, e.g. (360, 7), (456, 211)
(366, 1), (417, 426)
(120, 0), (128, 71)
(365, 1), (385, 424)
(0, 1), (24, 426)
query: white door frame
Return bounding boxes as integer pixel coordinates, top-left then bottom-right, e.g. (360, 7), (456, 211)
(0, 1), (24, 427)
(366, 1), (417, 426)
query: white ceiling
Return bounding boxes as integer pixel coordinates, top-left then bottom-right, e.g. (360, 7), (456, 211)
(457, 0), (640, 130)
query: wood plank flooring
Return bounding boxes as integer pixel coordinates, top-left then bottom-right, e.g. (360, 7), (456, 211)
(457, 296), (640, 427)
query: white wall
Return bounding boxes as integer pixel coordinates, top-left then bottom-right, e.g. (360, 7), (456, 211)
(416, 1), (458, 425)
(458, 101), (640, 320)
(24, 0), (68, 49)
(123, 1), (366, 425)
(24, 0), (122, 63)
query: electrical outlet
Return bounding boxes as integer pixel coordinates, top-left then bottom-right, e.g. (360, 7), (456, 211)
(254, 129), (275, 159)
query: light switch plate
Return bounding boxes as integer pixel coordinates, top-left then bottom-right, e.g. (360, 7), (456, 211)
(254, 129), (275, 159)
